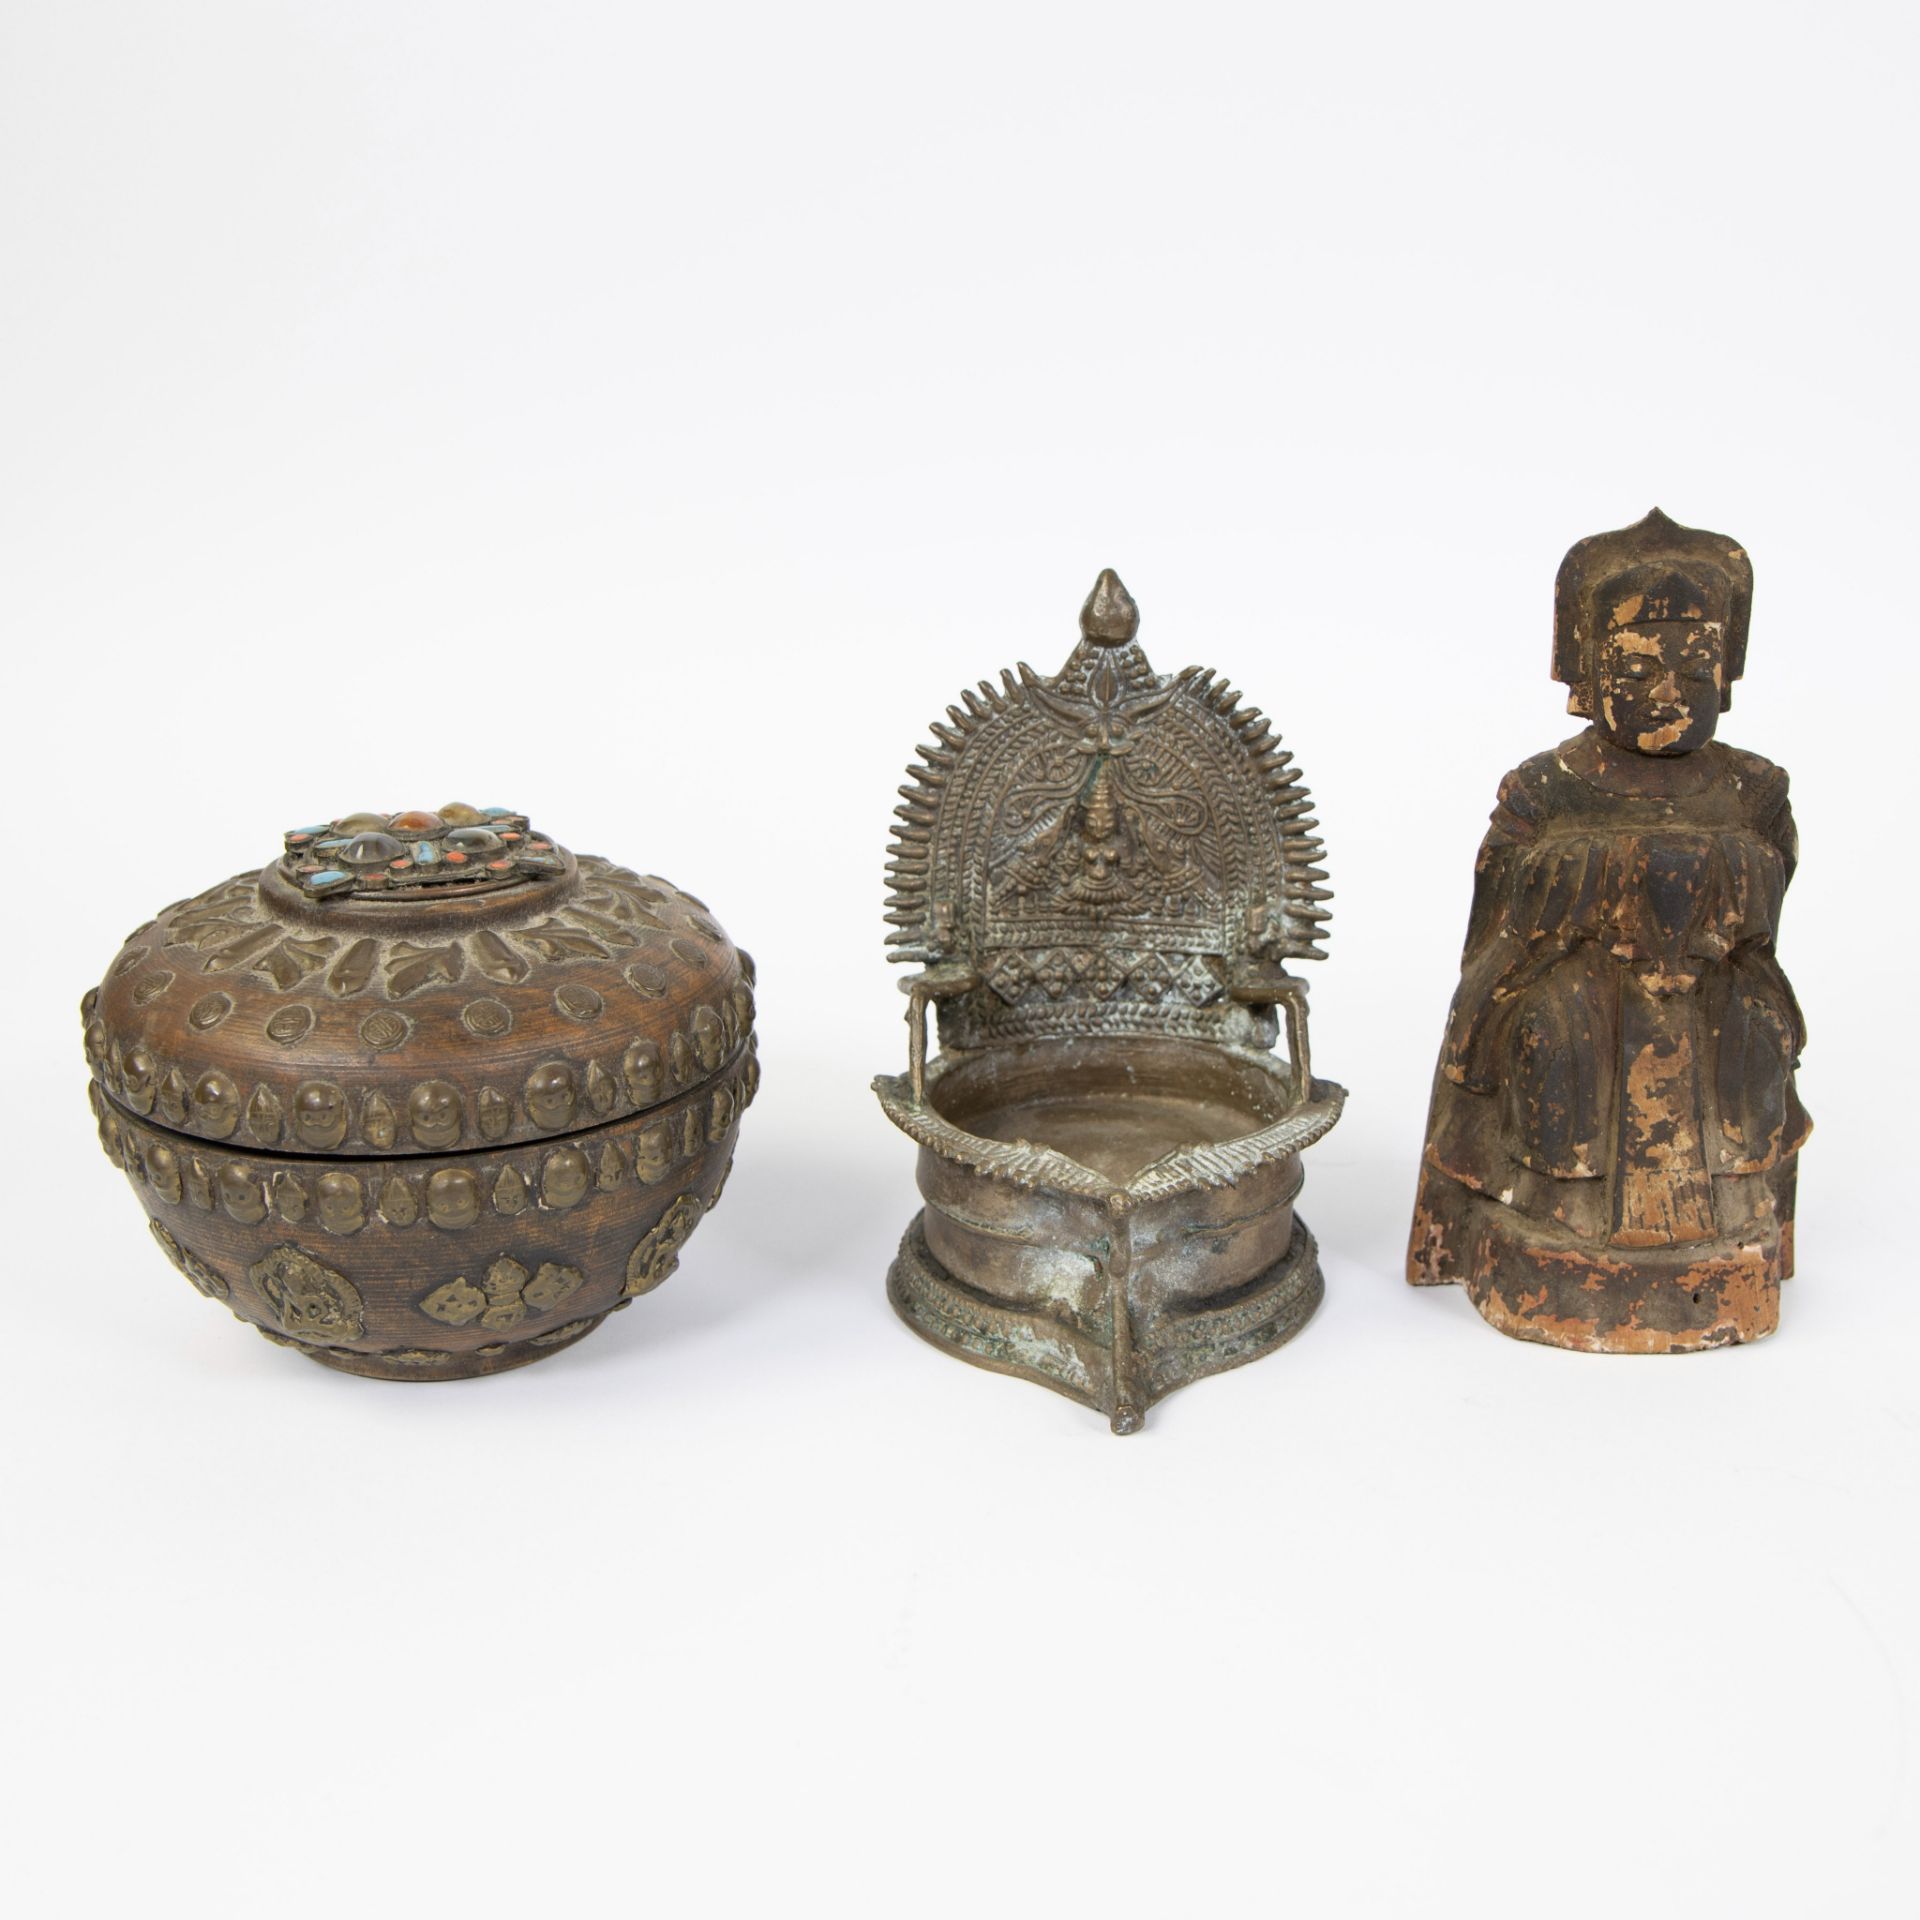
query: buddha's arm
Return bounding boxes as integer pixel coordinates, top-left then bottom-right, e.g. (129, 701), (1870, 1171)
(1754, 779), (1806, 1055)
(1766, 784), (1799, 885)
(1439, 775), (1573, 1089)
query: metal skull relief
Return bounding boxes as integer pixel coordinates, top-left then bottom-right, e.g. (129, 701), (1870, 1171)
(876, 570), (1345, 1432)
(1407, 511), (1810, 1351)
(83, 805), (757, 1379)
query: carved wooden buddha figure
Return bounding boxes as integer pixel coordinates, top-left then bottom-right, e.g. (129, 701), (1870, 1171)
(1407, 509), (1810, 1351)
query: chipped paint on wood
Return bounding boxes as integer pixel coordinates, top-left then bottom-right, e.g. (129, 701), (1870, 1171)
(1406, 509), (1809, 1354)
(1467, 1228), (1777, 1353)
(1406, 1199), (1455, 1286)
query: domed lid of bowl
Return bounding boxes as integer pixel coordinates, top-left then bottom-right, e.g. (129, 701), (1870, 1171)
(885, 571), (1330, 1051)
(81, 806), (755, 1157)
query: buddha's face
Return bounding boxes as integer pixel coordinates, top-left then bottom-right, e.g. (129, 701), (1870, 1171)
(1592, 584), (1725, 757)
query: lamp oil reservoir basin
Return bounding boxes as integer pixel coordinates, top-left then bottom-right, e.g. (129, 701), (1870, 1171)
(875, 572), (1344, 1432)
(83, 807), (757, 1378)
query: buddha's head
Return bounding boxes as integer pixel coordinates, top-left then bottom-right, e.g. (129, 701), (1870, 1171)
(1553, 508), (1751, 758)
(1592, 568), (1727, 756)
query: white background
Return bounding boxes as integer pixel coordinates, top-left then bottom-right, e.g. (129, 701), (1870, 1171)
(4, 4), (1915, 1914)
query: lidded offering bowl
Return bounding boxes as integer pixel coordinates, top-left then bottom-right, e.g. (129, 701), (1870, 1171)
(82, 805), (757, 1378)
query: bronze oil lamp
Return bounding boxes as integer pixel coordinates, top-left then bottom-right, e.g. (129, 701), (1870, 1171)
(1408, 510), (1810, 1350)
(875, 570), (1345, 1431)
(83, 806), (757, 1377)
